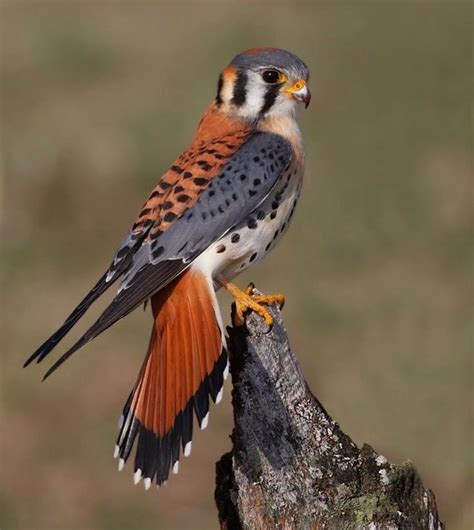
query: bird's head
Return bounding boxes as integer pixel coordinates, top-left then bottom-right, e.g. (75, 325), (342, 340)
(215, 48), (310, 123)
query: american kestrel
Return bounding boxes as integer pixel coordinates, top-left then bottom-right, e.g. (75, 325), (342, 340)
(25, 48), (310, 489)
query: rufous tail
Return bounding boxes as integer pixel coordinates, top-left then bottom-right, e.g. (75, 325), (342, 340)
(114, 269), (228, 488)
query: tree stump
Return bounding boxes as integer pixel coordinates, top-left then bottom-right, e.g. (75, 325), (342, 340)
(215, 297), (443, 529)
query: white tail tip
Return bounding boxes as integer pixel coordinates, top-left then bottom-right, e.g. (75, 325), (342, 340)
(118, 458), (125, 471)
(133, 469), (142, 485)
(223, 361), (230, 380)
(172, 460), (179, 474)
(215, 387), (224, 404)
(114, 445), (120, 459)
(184, 441), (192, 457)
(200, 412), (209, 430)
(144, 477), (151, 490)
(117, 414), (124, 430)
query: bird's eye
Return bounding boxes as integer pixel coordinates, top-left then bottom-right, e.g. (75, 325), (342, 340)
(262, 69), (282, 84)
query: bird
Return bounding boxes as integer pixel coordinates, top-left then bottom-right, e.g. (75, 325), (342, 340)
(24, 47), (311, 490)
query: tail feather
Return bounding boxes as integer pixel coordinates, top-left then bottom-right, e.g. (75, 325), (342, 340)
(115, 269), (228, 487)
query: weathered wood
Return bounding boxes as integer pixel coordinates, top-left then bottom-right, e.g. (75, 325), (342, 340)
(215, 298), (443, 529)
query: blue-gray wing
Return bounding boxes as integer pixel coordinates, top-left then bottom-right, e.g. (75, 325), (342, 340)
(41, 131), (293, 378)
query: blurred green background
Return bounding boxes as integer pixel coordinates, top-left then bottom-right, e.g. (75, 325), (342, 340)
(1, 2), (472, 529)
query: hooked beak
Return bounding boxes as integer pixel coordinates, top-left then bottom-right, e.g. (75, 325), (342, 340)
(285, 79), (311, 108)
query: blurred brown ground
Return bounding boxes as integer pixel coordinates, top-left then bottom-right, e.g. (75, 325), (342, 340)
(1, 2), (472, 529)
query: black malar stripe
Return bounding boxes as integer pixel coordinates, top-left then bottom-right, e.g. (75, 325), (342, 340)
(260, 84), (281, 116)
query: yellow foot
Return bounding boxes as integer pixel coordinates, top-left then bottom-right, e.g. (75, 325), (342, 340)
(222, 280), (285, 327)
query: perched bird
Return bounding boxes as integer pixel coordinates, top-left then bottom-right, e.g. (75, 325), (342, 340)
(25, 47), (310, 489)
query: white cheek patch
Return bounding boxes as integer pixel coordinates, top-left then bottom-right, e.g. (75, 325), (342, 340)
(237, 71), (265, 119)
(265, 93), (297, 119)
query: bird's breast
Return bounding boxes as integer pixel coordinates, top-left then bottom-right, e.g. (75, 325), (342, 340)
(192, 157), (303, 282)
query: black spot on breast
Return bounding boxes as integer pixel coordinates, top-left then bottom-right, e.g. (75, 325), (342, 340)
(240, 174), (247, 181)
(231, 233), (240, 243)
(232, 193), (238, 201)
(183, 171), (193, 179)
(171, 165), (184, 174)
(201, 212), (207, 221)
(162, 201), (173, 210)
(257, 210), (265, 220)
(253, 178), (261, 186)
(272, 200), (279, 210)
(270, 211), (277, 220)
(253, 156), (260, 163)
(250, 252), (258, 262)
(247, 218), (257, 229)
(209, 190), (215, 197)
(174, 185), (184, 193)
(216, 244), (226, 254)
(265, 242), (271, 251)
(140, 208), (151, 217)
(149, 190), (162, 199)
(249, 189), (257, 197)
(177, 194), (190, 203)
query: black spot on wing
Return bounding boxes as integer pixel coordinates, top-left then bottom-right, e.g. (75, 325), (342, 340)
(149, 132), (292, 267)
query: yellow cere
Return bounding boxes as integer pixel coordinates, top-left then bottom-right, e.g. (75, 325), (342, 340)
(285, 79), (306, 94)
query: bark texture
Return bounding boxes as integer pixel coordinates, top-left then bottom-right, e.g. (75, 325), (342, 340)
(215, 299), (443, 529)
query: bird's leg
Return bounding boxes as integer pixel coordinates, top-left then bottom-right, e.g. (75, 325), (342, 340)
(217, 277), (285, 327)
